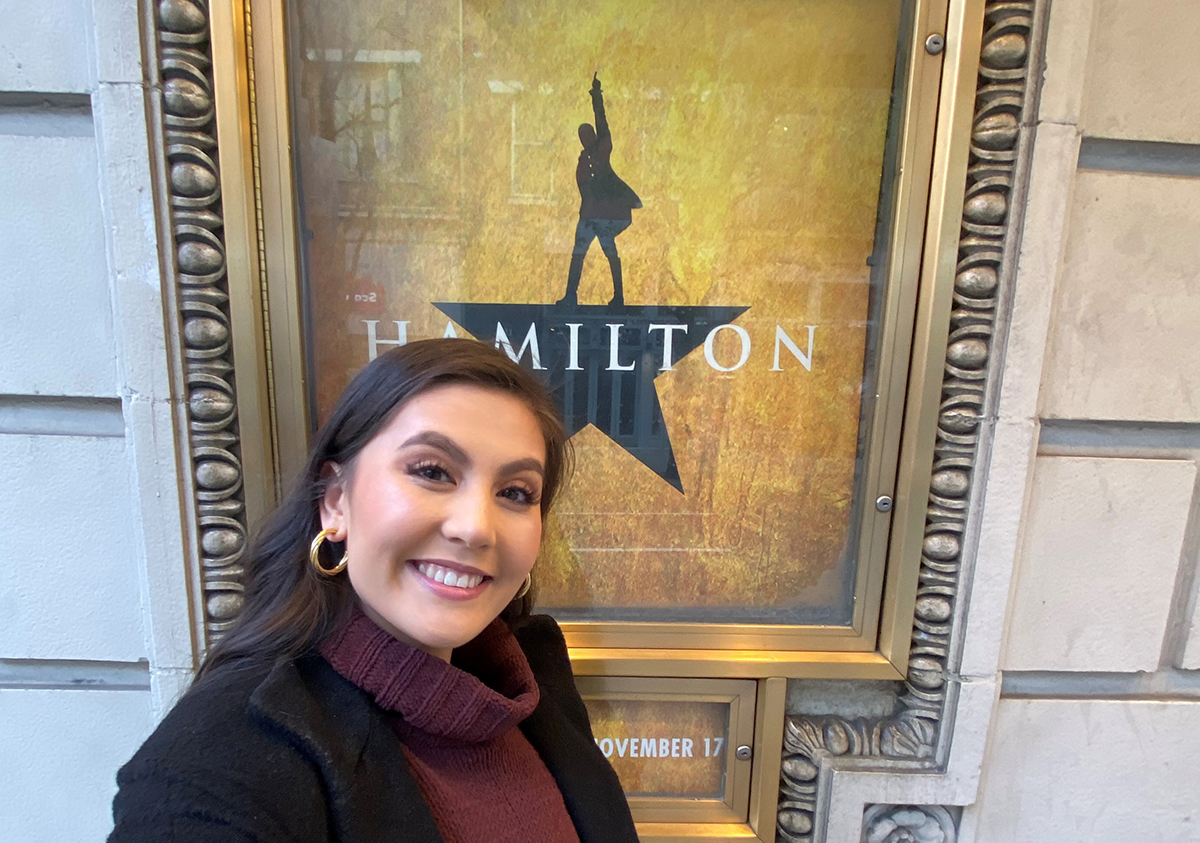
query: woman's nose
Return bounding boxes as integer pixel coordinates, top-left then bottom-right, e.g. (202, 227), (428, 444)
(441, 485), (497, 549)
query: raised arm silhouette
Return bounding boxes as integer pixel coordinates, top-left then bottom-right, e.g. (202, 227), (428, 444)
(556, 73), (642, 307)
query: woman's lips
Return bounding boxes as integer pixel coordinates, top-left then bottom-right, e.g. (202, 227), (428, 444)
(411, 560), (491, 600)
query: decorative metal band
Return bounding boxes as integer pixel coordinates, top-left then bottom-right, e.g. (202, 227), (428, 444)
(863, 805), (958, 843)
(777, 3), (1037, 841)
(154, 0), (249, 644)
(241, 2), (284, 499)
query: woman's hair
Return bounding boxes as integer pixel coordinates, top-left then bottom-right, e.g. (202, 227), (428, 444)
(194, 338), (571, 685)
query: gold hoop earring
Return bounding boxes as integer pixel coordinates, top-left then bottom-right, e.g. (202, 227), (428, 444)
(513, 573), (532, 601)
(309, 528), (348, 576)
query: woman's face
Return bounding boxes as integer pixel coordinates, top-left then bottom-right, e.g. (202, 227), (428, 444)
(320, 383), (547, 660)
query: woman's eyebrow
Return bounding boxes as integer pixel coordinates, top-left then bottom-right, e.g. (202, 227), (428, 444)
(399, 432), (543, 478)
(399, 431), (471, 465)
(500, 457), (545, 478)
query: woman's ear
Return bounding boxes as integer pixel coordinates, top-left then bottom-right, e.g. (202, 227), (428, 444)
(318, 461), (348, 540)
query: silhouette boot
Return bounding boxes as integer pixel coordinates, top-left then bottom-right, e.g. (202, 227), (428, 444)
(608, 257), (624, 307)
(557, 254), (585, 306)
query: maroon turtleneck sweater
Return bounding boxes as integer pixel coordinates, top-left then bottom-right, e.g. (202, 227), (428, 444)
(319, 606), (583, 843)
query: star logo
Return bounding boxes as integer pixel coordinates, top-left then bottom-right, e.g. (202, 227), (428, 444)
(434, 302), (748, 493)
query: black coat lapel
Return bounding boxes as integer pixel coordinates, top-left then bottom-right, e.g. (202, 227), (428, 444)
(250, 657), (444, 843)
(515, 616), (640, 843)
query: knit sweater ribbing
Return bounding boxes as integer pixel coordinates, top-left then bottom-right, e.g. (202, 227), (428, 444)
(320, 606), (583, 843)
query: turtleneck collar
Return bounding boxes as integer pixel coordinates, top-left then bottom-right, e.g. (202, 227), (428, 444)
(318, 603), (540, 744)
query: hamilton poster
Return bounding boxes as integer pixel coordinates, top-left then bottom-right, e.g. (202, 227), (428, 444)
(290, 0), (903, 625)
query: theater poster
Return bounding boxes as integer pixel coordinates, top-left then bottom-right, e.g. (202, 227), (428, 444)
(288, 0), (903, 628)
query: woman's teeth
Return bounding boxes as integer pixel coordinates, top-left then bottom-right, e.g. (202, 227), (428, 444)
(417, 562), (484, 589)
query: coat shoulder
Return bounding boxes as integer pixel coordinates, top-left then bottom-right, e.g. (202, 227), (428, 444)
(110, 662), (330, 842)
(118, 665), (269, 781)
(513, 613), (575, 688)
(513, 614), (597, 739)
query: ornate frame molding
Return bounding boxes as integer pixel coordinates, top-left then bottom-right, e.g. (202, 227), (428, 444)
(777, 1), (1039, 840)
(145, 0), (1039, 833)
(149, 0), (251, 649)
(863, 805), (959, 843)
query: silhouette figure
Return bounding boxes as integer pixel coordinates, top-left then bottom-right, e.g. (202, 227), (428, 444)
(557, 73), (642, 307)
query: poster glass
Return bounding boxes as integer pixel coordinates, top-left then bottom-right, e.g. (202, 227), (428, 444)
(287, 0), (909, 627)
(584, 696), (730, 799)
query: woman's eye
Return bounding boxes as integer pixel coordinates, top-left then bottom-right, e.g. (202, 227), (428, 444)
(500, 485), (539, 506)
(407, 461), (452, 483)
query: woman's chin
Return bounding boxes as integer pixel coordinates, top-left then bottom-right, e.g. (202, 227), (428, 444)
(398, 612), (495, 656)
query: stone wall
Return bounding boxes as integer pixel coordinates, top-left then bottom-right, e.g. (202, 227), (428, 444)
(0, 2), (197, 840)
(1, 1), (1197, 841)
(965, 0), (1200, 840)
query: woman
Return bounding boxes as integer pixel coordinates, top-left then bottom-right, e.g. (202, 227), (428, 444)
(109, 339), (639, 843)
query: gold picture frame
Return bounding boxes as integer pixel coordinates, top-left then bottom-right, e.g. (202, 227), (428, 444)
(205, 0), (981, 680)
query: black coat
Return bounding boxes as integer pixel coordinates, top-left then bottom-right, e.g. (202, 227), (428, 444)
(109, 616), (639, 843)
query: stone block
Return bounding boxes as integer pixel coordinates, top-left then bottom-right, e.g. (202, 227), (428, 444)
(90, 0), (144, 85)
(0, 133), (118, 397)
(92, 81), (175, 404)
(973, 698), (1200, 842)
(958, 417), (1038, 679)
(1004, 456), (1195, 672)
(1041, 170), (1200, 422)
(1083, 0), (1200, 144)
(1000, 123), (1079, 421)
(1182, 581), (1200, 670)
(0, 434), (145, 661)
(1038, 0), (1096, 126)
(122, 397), (196, 673)
(0, 1), (91, 93)
(0, 688), (152, 840)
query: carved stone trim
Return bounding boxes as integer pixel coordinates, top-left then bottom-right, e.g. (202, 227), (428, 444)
(151, 0), (249, 646)
(778, 2), (1038, 841)
(862, 805), (958, 843)
(144, 2), (1033, 798)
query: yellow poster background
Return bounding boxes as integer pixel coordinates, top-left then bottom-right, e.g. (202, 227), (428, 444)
(292, 0), (902, 621)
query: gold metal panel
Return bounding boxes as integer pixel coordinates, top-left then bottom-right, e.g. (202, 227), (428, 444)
(636, 823), (764, 842)
(248, 0), (312, 491)
(577, 677), (757, 825)
(563, 621), (871, 654)
(569, 648), (902, 681)
(855, 0), (952, 654)
(209, 0), (277, 527)
(616, 678), (783, 843)
(878, 0), (989, 671)
(747, 678), (787, 841)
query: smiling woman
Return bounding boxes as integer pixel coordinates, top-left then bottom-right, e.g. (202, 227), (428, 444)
(108, 339), (636, 843)
(320, 384), (550, 660)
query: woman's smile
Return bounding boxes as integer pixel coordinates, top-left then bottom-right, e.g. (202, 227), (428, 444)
(412, 559), (492, 600)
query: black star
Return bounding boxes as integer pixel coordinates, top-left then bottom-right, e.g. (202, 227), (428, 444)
(434, 302), (748, 493)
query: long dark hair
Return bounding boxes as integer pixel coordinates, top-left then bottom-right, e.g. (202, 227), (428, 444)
(194, 338), (571, 685)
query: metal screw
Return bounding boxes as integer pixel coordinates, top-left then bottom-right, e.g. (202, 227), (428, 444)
(735, 745), (752, 761)
(925, 33), (945, 55)
(876, 495), (894, 513)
